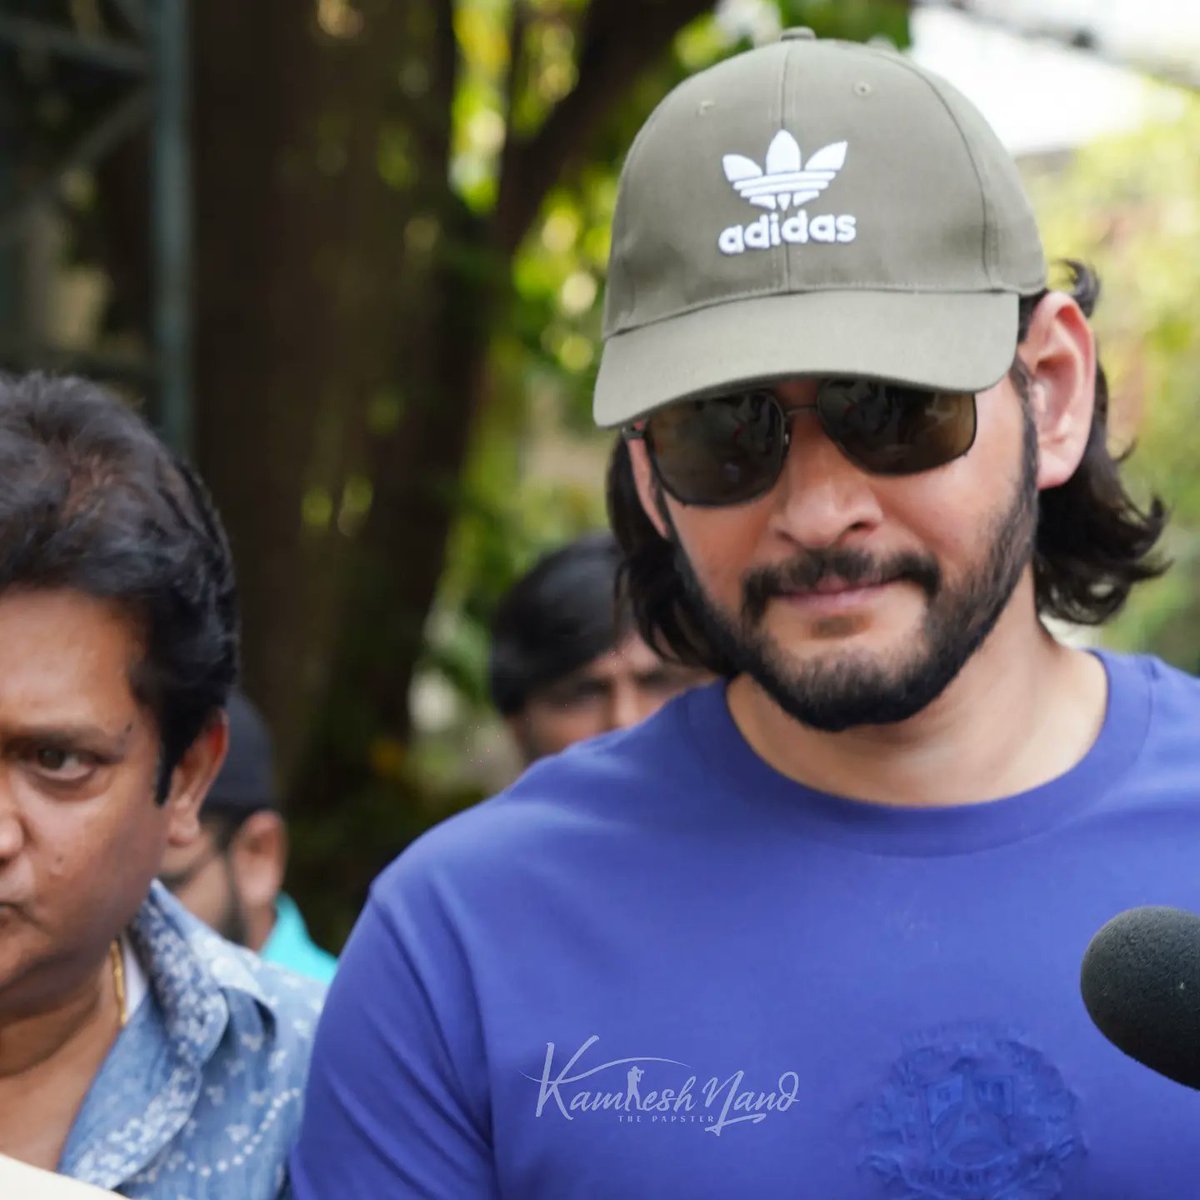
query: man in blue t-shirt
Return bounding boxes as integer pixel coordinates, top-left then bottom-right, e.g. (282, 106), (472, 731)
(292, 31), (1200, 1200)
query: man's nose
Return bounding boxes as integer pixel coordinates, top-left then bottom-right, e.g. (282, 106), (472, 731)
(607, 682), (651, 732)
(767, 411), (884, 549)
(0, 780), (26, 864)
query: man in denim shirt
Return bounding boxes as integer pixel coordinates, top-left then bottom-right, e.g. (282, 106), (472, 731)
(0, 373), (323, 1197)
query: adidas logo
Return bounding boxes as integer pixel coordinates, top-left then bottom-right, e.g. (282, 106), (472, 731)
(718, 130), (857, 255)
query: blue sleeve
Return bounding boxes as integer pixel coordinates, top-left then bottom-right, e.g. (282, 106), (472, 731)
(289, 881), (497, 1199)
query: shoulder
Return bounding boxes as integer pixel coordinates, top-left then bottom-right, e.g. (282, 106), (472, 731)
(1098, 650), (1200, 778)
(201, 936), (327, 1073)
(1103, 649), (1200, 716)
(144, 883), (326, 1050)
(228, 955), (327, 1046)
(369, 685), (712, 917)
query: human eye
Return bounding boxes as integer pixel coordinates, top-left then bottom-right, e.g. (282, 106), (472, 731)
(636, 669), (675, 693)
(23, 744), (102, 786)
(560, 680), (608, 707)
(543, 676), (609, 711)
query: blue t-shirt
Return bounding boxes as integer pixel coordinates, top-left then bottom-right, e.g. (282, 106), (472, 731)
(292, 652), (1200, 1199)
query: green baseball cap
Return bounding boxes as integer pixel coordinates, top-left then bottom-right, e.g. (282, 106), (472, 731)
(594, 29), (1046, 428)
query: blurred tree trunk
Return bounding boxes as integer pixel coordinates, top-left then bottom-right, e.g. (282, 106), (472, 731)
(185, 0), (719, 942)
(192, 0), (423, 778)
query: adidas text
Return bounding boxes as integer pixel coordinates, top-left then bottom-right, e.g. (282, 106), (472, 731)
(718, 210), (857, 255)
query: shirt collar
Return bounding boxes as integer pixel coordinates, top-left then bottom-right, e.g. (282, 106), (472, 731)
(60, 883), (272, 1188)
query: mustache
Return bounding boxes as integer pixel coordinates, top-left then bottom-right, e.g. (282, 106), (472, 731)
(741, 548), (941, 624)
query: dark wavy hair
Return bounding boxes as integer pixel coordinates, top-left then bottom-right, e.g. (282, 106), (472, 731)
(0, 372), (239, 800)
(608, 262), (1168, 676)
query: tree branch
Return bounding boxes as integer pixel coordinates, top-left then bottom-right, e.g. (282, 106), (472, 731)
(496, 0), (531, 199)
(492, 0), (714, 254)
(502, 0), (530, 128)
(429, 0), (459, 186)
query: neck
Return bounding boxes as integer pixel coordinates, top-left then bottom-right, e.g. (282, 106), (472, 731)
(245, 903), (277, 956)
(727, 577), (1108, 807)
(0, 950), (120, 1079)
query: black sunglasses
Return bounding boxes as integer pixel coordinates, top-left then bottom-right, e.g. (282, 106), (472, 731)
(624, 379), (978, 507)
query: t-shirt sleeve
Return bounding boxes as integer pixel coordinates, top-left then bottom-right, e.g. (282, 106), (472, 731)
(289, 872), (497, 1199)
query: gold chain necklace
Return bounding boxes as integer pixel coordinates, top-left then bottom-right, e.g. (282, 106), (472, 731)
(109, 939), (128, 1030)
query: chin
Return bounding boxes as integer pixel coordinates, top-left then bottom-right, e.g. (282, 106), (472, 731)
(778, 629), (921, 674)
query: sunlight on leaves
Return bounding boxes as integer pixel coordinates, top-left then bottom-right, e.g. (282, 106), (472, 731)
(302, 485), (334, 532)
(316, 0), (365, 39)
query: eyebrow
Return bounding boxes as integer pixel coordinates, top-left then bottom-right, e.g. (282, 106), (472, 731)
(3, 722), (136, 755)
(550, 672), (609, 688)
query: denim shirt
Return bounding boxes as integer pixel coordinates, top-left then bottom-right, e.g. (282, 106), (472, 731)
(58, 883), (325, 1198)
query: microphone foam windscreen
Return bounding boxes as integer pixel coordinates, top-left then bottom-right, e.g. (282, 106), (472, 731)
(1080, 905), (1200, 1090)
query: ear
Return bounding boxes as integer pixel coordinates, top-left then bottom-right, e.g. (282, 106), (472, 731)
(627, 437), (672, 539)
(1018, 291), (1096, 491)
(163, 711), (229, 847)
(228, 810), (287, 910)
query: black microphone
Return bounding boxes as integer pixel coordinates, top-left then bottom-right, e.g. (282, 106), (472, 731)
(1080, 905), (1200, 1089)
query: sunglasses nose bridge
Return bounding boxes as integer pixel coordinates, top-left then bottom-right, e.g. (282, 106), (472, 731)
(778, 401), (819, 423)
(775, 400), (844, 478)
(768, 402), (886, 533)
(774, 401), (820, 459)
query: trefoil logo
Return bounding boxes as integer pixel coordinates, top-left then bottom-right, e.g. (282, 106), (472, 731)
(718, 130), (856, 255)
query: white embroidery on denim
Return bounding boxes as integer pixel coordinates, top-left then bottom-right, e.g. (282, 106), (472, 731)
(58, 883), (325, 1199)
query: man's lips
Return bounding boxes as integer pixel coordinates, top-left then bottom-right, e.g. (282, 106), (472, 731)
(774, 578), (898, 610)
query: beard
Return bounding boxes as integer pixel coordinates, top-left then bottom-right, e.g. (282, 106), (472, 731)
(669, 415), (1039, 732)
(215, 858), (252, 947)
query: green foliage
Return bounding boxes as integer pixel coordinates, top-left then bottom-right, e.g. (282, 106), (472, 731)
(776, 0), (909, 46)
(1027, 94), (1200, 669)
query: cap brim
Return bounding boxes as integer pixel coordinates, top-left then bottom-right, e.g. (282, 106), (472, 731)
(594, 290), (1019, 427)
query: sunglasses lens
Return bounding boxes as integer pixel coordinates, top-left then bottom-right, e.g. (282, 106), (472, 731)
(644, 391), (784, 506)
(818, 379), (977, 475)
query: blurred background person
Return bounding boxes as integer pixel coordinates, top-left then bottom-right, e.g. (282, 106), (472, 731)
(488, 529), (705, 764)
(159, 689), (337, 985)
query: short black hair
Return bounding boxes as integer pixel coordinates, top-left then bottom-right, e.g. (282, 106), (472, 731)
(488, 532), (630, 716)
(0, 372), (239, 800)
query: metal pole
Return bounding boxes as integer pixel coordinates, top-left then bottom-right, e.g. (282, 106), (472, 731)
(0, 53), (20, 342)
(111, 0), (150, 38)
(0, 89), (151, 251)
(151, 0), (193, 455)
(0, 156), (16, 345)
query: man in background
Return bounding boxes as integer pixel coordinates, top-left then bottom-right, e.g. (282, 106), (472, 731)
(159, 689), (337, 984)
(488, 530), (703, 763)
